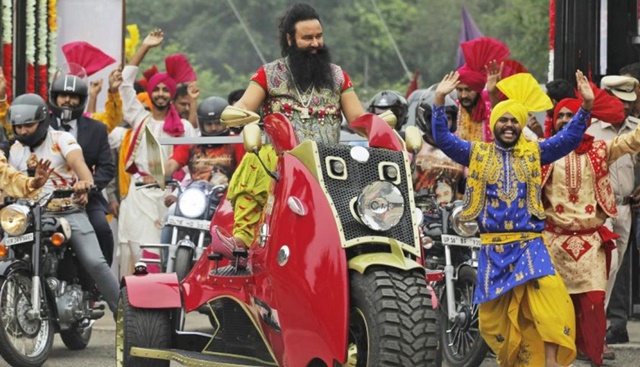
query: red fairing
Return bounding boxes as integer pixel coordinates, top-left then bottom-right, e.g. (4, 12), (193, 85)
(253, 154), (349, 366)
(123, 273), (182, 309)
(349, 113), (403, 151)
(264, 113), (299, 154)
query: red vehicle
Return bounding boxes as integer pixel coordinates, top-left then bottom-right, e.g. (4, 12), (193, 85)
(116, 112), (440, 367)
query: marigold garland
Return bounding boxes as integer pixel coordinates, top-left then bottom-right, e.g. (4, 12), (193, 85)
(48, 0), (57, 80)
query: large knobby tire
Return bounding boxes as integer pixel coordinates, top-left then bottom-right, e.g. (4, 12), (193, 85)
(173, 247), (193, 281)
(60, 326), (92, 350)
(0, 273), (54, 367)
(440, 266), (489, 367)
(116, 288), (172, 367)
(348, 267), (439, 366)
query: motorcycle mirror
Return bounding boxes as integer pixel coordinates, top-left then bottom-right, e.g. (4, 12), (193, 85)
(243, 123), (262, 153)
(377, 109), (397, 130)
(405, 126), (423, 154)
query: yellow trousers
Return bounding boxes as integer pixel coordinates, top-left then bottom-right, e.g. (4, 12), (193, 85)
(479, 272), (576, 366)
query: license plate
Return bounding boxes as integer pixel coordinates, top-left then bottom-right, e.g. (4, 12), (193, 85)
(166, 216), (210, 231)
(441, 234), (480, 248)
(4, 233), (34, 246)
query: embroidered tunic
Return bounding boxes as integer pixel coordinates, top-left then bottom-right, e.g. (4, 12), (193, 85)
(250, 58), (353, 144)
(543, 122), (640, 293)
(432, 105), (589, 303)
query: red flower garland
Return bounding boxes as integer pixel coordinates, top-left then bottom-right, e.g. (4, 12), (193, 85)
(3, 43), (11, 101)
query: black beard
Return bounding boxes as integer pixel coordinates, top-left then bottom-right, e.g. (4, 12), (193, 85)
(287, 45), (334, 91)
(151, 99), (169, 111)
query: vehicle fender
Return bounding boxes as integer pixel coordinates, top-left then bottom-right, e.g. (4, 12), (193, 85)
(348, 239), (424, 274)
(455, 263), (476, 278)
(176, 238), (195, 249)
(122, 272), (182, 309)
(0, 260), (29, 277)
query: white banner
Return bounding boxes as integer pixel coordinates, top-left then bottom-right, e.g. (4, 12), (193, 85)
(55, 0), (123, 109)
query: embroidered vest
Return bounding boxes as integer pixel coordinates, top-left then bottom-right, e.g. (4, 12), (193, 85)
(262, 58), (344, 144)
(541, 140), (618, 217)
(461, 142), (545, 221)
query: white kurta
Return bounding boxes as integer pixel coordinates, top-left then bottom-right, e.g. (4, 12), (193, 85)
(117, 66), (197, 270)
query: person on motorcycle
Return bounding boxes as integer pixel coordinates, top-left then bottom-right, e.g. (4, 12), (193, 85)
(432, 70), (594, 366)
(48, 70), (116, 267)
(367, 90), (408, 131)
(413, 87), (464, 205)
(7, 93), (120, 315)
(219, 3), (365, 261)
(161, 96), (244, 244)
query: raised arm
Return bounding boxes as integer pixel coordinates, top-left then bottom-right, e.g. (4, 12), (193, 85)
(432, 71), (472, 166)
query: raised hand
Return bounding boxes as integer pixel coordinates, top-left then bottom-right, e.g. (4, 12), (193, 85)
(187, 82), (200, 101)
(31, 159), (52, 189)
(0, 67), (6, 100)
(485, 60), (504, 94)
(142, 29), (164, 49)
(108, 67), (123, 93)
(89, 79), (103, 97)
(435, 71), (460, 105)
(576, 70), (594, 111)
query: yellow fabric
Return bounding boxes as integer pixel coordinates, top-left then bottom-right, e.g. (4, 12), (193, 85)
(90, 91), (123, 133)
(0, 151), (40, 199)
(479, 272), (576, 366)
(461, 142), (545, 221)
(457, 108), (485, 142)
(493, 74), (553, 157)
(0, 100), (12, 140)
(480, 232), (541, 245)
(118, 129), (133, 199)
(227, 145), (277, 246)
(124, 24), (140, 63)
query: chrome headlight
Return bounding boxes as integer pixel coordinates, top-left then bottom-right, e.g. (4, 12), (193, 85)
(177, 188), (207, 219)
(450, 204), (479, 237)
(0, 204), (31, 236)
(356, 181), (404, 231)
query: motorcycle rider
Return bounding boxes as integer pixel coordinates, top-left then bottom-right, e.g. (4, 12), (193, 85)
(7, 93), (120, 315)
(367, 90), (408, 131)
(161, 96), (244, 244)
(47, 71), (116, 266)
(413, 87), (464, 204)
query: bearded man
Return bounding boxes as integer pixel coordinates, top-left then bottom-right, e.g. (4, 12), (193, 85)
(217, 2), (365, 257)
(115, 29), (197, 277)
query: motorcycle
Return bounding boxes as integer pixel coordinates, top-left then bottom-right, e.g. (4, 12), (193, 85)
(0, 187), (104, 367)
(139, 180), (227, 280)
(417, 191), (489, 367)
(116, 112), (441, 366)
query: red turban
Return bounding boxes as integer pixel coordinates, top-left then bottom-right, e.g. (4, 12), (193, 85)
(457, 64), (486, 94)
(553, 98), (582, 127)
(146, 73), (183, 137)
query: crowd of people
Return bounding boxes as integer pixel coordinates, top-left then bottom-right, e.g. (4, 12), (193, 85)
(0, 2), (638, 366)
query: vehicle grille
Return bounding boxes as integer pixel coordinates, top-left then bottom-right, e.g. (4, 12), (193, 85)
(317, 144), (416, 246)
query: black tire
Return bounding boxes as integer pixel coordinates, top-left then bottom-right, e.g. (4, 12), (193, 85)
(348, 267), (439, 366)
(440, 266), (489, 367)
(60, 326), (92, 350)
(173, 247), (193, 281)
(116, 287), (172, 367)
(0, 273), (54, 367)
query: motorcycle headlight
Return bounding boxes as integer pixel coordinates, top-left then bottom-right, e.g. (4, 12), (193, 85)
(177, 188), (207, 219)
(0, 204), (31, 236)
(356, 181), (404, 231)
(450, 204), (479, 237)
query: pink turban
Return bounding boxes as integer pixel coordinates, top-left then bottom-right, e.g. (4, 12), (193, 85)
(146, 73), (183, 137)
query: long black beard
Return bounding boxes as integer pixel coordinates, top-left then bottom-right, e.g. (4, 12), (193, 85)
(287, 45), (334, 91)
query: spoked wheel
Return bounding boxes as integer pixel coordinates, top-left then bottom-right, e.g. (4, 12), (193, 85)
(345, 267), (439, 367)
(116, 287), (172, 367)
(440, 266), (489, 367)
(0, 274), (54, 367)
(173, 247), (193, 281)
(60, 325), (92, 350)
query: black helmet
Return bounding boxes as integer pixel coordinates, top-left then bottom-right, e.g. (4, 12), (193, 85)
(8, 93), (50, 147)
(368, 90), (408, 131)
(415, 86), (458, 138)
(49, 74), (88, 121)
(197, 96), (229, 136)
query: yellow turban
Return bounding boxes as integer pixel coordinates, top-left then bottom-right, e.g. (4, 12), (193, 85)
(491, 73), (554, 155)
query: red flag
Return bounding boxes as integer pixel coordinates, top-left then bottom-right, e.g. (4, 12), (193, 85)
(406, 69), (420, 99)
